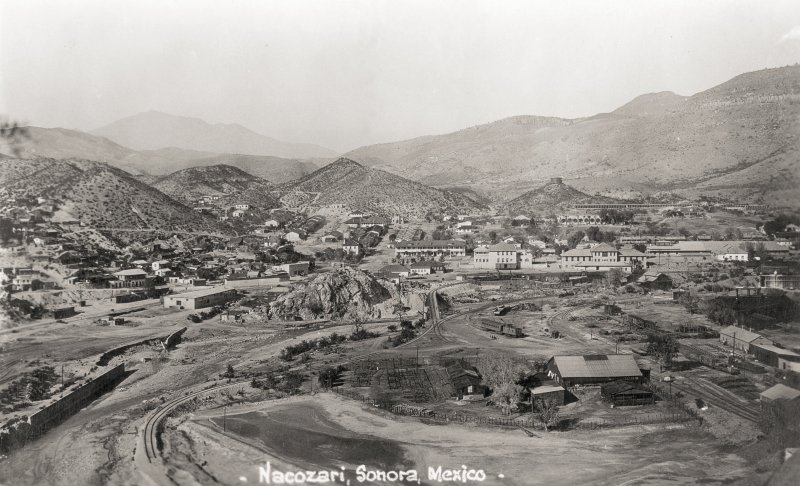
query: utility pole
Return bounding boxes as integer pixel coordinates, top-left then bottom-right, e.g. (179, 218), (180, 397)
(223, 406), (227, 432)
(61, 365), (64, 397)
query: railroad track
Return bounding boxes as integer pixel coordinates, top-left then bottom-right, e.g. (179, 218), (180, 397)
(142, 381), (245, 463)
(141, 281), (468, 466)
(139, 283), (559, 472)
(671, 376), (760, 423)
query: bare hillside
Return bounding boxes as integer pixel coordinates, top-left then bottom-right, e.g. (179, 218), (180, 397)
(343, 66), (800, 206)
(279, 158), (487, 218)
(0, 157), (223, 232)
(153, 164), (280, 208)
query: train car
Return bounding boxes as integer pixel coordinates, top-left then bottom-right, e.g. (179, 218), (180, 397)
(502, 325), (522, 338)
(481, 320), (505, 333)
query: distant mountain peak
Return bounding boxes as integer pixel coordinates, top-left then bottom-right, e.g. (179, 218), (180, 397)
(91, 111), (337, 159)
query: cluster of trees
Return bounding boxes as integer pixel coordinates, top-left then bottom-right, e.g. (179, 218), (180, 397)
(317, 365), (346, 388)
(389, 319), (422, 347)
(598, 209), (638, 224)
(481, 353), (530, 415)
(645, 334), (680, 370)
(279, 332), (348, 361)
(349, 321), (380, 341)
(251, 370), (305, 394)
(187, 305), (225, 323)
(759, 213), (800, 236)
(566, 226), (619, 248)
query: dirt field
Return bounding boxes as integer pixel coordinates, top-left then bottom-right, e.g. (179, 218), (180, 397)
(175, 394), (753, 486)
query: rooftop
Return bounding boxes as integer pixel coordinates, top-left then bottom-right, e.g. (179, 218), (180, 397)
(551, 354), (642, 379)
(167, 287), (236, 299)
(720, 325), (762, 343)
(761, 384), (800, 401)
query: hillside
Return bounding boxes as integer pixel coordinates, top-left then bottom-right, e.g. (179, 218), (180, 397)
(92, 110), (337, 159)
(153, 165), (280, 208)
(343, 66), (800, 207)
(279, 158), (487, 218)
(0, 157), (223, 232)
(504, 179), (616, 213)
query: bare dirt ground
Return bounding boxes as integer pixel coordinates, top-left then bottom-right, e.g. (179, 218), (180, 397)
(174, 393), (752, 486)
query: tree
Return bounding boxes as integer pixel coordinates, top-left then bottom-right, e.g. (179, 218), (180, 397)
(493, 382), (523, 415)
(567, 231), (585, 249)
(632, 243), (647, 253)
(481, 353), (529, 414)
(605, 268), (623, 288)
(533, 396), (560, 432)
(645, 334), (679, 370)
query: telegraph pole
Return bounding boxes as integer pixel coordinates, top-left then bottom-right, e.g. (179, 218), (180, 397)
(223, 406), (227, 432)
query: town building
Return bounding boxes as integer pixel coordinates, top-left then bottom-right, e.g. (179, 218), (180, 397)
(760, 384), (800, 410)
(759, 273), (800, 290)
(546, 354), (643, 387)
(271, 261), (310, 277)
(284, 231), (304, 242)
(163, 287), (237, 310)
(637, 271), (673, 290)
(342, 239), (360, 255)
(600, 380), (655, 406)
(750, 342), (800, 367)
(473, 243), (523, 270)
(378, 265), (410, 279)
(719, 325), (763, 354)
(561, 244), (646, 272)
(394, 240), (466, 259)
(151, 260), (170, 271)
(410, 261), (436, 275)
(344, 216), (390, 228)
(446, 363), (486, 399)
(110, 269), (148, 288)
(321, 230), (343, 243)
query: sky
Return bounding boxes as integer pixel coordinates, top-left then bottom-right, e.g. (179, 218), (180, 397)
(2, 0), (800, 153)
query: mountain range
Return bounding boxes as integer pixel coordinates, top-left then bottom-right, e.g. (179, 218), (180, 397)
(3, 66), (799, 208)
(278, 158), (487, 218)
(1, 125), (323, 183)
(343, 65), (800, 207)
(91, 110), (336, 159)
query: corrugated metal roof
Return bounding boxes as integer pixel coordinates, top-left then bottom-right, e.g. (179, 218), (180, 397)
(553, 355), (642, 379)
(761, 384), (800, 401)
(720, 325), (761, 343)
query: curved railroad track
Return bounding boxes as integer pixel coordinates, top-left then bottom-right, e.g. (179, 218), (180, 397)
(139, 281), (468, 470)
(142, 381), (246, 464)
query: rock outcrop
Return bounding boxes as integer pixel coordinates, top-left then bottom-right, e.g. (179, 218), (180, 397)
(268, 268), (399, 321)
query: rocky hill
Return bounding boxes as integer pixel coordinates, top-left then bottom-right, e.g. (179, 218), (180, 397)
(268, 268), (400, 321)
(342, 66), (800, 207)
(504, 179), (616, 213)
(279, 158), (487, 218)
(92, 110), (337, 159)
(0, 157), (223, 231)
(153, 164), (280, 208)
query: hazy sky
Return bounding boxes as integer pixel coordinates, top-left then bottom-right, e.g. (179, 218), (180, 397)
(2, 0), (800, 153)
